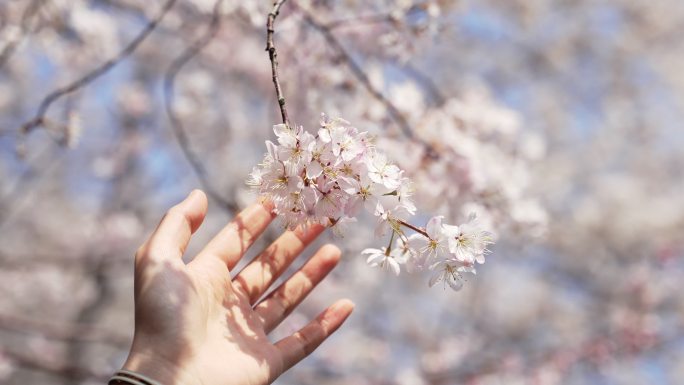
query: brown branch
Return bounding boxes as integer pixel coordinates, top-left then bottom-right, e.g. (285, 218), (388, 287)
(163, 0), (238, 214)
(18, 0), (177, 136)
(397, 219), (429, 238)
(266, 0), (291, 126)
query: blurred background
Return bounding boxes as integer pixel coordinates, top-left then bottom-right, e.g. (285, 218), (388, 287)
(1, 0), (683, 384)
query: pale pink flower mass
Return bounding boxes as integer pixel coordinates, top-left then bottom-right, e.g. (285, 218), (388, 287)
(249, 114), (495, 290)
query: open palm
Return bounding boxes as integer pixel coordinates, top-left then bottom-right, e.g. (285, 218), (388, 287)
(122, 190), (353, 385)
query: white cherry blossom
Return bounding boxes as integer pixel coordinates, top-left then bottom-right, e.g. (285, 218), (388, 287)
(428, 259), (475, 291)
(249, 114), (495, 290)
(443, 214), (493, 264)
(366, 151), (402, 190)
(362, 247), (404, 276)
(407, 216), (450, 269)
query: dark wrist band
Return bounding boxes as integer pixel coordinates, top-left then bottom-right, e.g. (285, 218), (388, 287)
(108, 369), (163, 385)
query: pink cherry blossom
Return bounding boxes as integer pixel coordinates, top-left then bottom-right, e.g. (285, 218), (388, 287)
(249, 115), (495, 290)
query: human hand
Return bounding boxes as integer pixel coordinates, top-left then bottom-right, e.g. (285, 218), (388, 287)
(121, 190), (353, 385)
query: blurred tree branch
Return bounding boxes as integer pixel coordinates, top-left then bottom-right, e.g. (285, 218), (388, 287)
(401, 62), (446, 106)
(0, 0), (43, 69)
(307, 4), (447, 108)
(164, 0), (238, 214)
(17, 0), (177, 138)
(266, 0), (438, 153)
(292, 3), (444, 159)
(296, 5), (416, 140)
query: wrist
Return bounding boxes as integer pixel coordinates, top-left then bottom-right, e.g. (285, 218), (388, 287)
(110, 369), (164, 385)
(122, 345), (192, 385)
(122, 353), (173, 384)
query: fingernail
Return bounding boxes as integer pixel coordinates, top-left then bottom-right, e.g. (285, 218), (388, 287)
(188, 189), (201, 200)
(333, 299), (355, 313)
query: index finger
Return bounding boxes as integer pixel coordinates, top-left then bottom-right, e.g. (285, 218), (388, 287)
(195, 199), (275, 270)
(136, 189), (207, 267)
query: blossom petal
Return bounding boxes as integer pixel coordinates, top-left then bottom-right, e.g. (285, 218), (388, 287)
(366, 254), (385, 265)
(361, 248), (384, 255)
(388, 258), (401, 276)
(428, 270), (443, 287)
(273, 123), (289, 137)
(426, 216), (444, 239)
(447, 275), (464, 291)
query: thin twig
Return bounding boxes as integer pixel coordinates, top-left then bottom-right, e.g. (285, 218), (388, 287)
(266, 0), (291, 126)
(164, 0), (238, 213)
(18, 0), (177, 135)
(397, 218), (429, 238)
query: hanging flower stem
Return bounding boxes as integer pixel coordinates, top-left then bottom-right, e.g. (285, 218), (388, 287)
(397, 219), (430, 239)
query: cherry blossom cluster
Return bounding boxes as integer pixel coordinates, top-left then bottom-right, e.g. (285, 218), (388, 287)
(248, 114), (493, 290)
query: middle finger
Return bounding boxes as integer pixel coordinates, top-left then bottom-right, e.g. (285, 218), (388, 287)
(233, 224), (325, 304)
